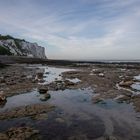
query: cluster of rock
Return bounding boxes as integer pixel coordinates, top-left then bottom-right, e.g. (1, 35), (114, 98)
(89, 68), (105, 77)
(46, 80), (76, 91)
(38, 86), (51, 101)
(0, 35), (46, 59)
(0, 66), (39, 98)
(0, 127), (39, 140)
(37, 79), (77, 101)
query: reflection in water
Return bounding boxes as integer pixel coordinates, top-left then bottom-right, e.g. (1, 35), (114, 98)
(39, 66), (75, 84)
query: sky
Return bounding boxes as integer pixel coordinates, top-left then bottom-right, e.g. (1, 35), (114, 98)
(0, 0), (140, 60)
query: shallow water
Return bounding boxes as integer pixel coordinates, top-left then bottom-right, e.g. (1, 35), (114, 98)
(0, 90), (41, 112)
(39, 66), (74, 84)
(134, 75), (140, 81)
(0, 66), (140, 140)
(131, 82), (140, 91)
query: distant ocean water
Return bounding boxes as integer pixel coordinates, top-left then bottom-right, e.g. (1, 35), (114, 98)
(66, 59), (140, 64)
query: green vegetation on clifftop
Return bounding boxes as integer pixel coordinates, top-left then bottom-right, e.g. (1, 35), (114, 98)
(0, 46), (12, 55)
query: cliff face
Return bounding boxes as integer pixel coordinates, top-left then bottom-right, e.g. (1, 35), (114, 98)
(0, 35), (46, 59)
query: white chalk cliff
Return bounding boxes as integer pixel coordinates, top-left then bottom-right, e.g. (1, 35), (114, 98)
(0, 35), (46, 59)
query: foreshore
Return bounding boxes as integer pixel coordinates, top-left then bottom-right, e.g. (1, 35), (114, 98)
(0, 56), (140, 140)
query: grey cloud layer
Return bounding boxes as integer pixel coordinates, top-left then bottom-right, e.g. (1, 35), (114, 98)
(0, 0), (140, 60)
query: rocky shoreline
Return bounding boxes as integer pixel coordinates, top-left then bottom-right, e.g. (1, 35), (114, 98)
(0, 63), (140, 140)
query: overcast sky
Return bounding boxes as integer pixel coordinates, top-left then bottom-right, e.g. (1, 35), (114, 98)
(0, 0), (140, 60)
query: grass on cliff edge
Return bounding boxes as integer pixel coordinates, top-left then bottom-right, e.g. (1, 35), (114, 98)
(0, 46), (12, 55)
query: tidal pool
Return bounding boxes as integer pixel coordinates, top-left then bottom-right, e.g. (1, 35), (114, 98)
(38, 66), (75, 84)
(0, 88), (140, 140)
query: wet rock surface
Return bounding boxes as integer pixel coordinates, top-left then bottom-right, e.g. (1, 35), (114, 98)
(0, 126), (40, 140)
(0, 63), (140, 140)
(0, 64), (38, 97)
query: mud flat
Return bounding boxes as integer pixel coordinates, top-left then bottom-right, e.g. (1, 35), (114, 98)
(0, 63), (140, 140)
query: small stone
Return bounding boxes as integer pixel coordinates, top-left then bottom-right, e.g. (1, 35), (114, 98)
(38, 86), (48, 94)
(0, 77), (5, 83)
(116, 95), (131, 103)
(93, 96), (104, 103)
(55, 118), (65, 123)
(105, 135), (118, 140)
(45, 72), (50, 74)
(40, 93), (51, 101)
(26, 75), (33, 79)
(98, 73), (104, 77)
(38, 79), (45, 83)
(0, 91), (6, 102)
(64, 80), (75, 86)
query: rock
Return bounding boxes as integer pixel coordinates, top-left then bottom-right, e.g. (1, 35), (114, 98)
(38, 86), (48, 94)
(68, 135), (88, 140)
(64, 80), (75, 86)
(0, 104), (54, 120)
(132, 94), (140, 99)
(0, 133), (8, 140)
(98, 73), (105, 77)
(26, 75), (33, 79)
(45, 93), (51, 99)
(55, 118), (65, 123)
(119, 81), (134, 87)
(33, 113), (48, 120)
(36, 72), (44, 80)
(0, 127), (40, 140)
(0, 100), (7, 108)
(0, 91), (6, 102)
(92, 96), (104, 104)
(6, 126), (39, 139)
(21, 74), (26, 78)
(105, 135), (118, 140)
(40, 93), (51, 101)
(45, 72), (50, 74)
(122, 91), (132, 97)
(115, 95), (131, 103)
(0, 76), (5, 83)
(38, 79), (45, 83)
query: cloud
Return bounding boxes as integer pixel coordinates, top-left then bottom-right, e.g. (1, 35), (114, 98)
(0, 0), (140, 60)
